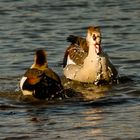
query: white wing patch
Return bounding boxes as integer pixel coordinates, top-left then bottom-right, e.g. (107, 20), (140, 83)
(67, 55), (76, 65)
(20, 76), (33, 96)
(20, 76), (27, 90)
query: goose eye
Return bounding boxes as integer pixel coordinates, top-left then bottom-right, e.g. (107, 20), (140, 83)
(93, 34), (96, 40)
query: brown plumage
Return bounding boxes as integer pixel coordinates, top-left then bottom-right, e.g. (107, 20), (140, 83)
(20, 49), (65, 100)
(63, 26), (101, 67)
(63, 26), (118, 84)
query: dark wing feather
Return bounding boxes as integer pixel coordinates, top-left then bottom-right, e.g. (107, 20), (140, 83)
(44, 68), (62, 83)
(63, 35), (88, 67)
(23, 68), (64, 100)
(63, 44), (88, 67)
(24, 68), (43, 78)
(67, 35), (88, 52)
(24, 68), (61, 84)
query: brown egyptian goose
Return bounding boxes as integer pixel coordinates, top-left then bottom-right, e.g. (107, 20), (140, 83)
(20, 49), (64, 100)
(63, 26), (118, 84)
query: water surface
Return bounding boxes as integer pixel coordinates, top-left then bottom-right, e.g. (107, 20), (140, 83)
(0, 0), (140, 139)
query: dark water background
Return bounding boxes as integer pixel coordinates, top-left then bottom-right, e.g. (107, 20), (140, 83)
(0, 0), (140, 139)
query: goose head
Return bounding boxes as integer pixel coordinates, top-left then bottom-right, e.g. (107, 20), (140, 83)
(31, 49), (48, 70)
(86, 26), (102, 55)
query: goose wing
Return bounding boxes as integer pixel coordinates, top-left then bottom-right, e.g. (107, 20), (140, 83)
(24, 68), (61, 84)
(63, 35), (88, 67)
(67, 35), (88, 52)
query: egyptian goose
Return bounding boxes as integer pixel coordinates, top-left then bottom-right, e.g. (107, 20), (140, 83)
(63, 26), (118, 84)
(20, 49), (64, 100)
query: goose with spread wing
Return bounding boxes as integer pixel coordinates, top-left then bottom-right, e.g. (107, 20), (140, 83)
(63, 26), (118, 84)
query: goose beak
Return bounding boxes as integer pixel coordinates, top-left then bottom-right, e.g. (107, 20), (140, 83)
(95, 44), (102, 55)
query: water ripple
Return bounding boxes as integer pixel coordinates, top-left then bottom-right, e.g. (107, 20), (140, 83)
(0, 0), (139, 139)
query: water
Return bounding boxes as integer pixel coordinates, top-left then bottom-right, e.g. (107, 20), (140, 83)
(0, 0), (140, 139)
